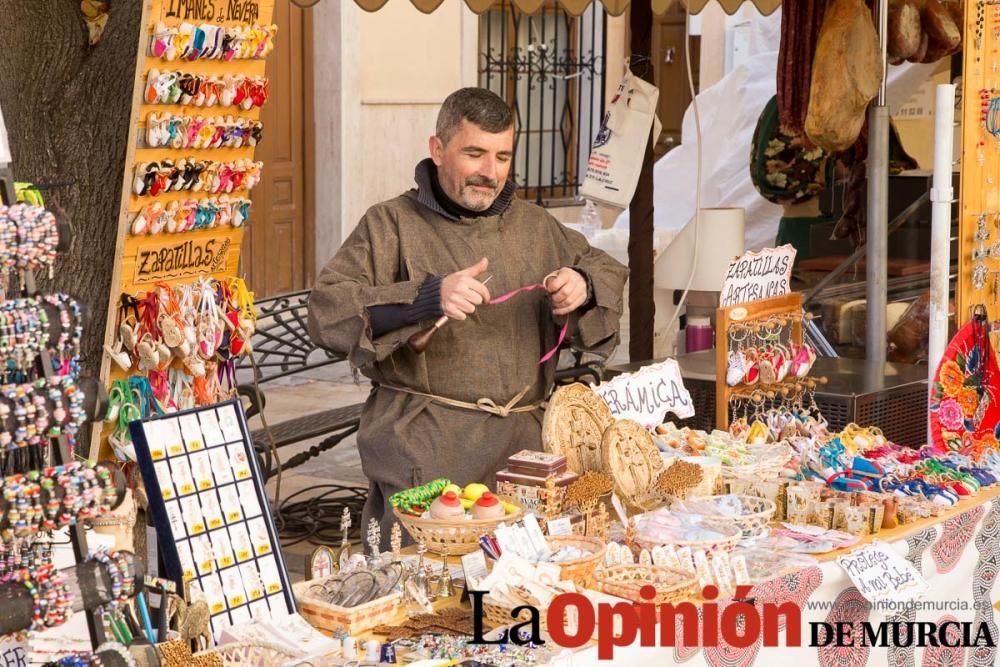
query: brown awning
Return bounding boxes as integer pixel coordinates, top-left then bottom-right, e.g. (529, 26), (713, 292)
(353, 0), (781, 17)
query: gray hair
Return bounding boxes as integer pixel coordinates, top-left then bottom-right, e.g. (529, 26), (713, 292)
(436, 88), (514, 146)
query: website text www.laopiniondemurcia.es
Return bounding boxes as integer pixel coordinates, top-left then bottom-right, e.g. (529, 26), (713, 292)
(468, 586), (996, 660)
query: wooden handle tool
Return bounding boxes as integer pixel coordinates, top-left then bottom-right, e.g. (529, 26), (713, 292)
(407, 275), (492, 353)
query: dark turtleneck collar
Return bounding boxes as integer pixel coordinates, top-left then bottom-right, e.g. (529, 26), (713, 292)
(412, 158), (516, 221)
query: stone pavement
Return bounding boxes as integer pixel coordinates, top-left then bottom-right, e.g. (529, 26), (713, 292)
(246, 364), (371, 575)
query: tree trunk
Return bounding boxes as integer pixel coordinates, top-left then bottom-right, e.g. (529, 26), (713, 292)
(0, 2), (141, 378)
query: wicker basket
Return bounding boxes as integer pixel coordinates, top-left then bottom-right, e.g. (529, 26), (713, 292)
(594, 564), (699, 604)
(292, 580), (401, 635)
(547, 535), (606, 588)
(393, 497), (524, 555)
(631, 520), (742, 555)
(674, 495), (776, 538)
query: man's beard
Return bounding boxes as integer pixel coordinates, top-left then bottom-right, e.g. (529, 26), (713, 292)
(458, 176), (499, 211)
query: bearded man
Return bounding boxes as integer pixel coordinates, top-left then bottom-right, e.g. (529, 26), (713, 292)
(308, 87), (628, 541)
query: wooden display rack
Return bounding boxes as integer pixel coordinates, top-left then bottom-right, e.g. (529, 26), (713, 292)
(958, 0), (999, 328)
(715, 292), (824, 430)
(91, 0), (275, 458)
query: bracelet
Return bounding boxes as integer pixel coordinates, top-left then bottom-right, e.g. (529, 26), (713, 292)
(89, 548), (127, 610)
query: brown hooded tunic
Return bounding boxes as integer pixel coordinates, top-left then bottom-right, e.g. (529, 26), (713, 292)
(307, 162), (628, 541)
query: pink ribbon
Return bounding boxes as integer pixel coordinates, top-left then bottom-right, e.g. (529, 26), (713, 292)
(488, 284), (568, 364)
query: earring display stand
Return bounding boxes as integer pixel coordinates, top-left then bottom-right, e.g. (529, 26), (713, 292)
(94, 0), (276, 460)
(128, 398), (296, 640)
(715, 292), (827, 430)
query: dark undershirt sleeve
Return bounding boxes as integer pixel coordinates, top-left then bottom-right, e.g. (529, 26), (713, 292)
(367, 275), (444, 338)
(570, 266), (597, 313)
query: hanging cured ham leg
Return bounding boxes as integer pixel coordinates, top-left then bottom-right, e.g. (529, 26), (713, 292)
(805, 0), (884, 152)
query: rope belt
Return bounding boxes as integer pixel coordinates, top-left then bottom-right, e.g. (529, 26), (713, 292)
(379, 383), (540, 418)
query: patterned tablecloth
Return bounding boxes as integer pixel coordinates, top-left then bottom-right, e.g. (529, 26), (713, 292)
(570, 489), (1000, 666)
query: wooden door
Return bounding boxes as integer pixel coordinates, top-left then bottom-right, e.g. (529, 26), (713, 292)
(243, 0), (314, 296)
(651, 14), (699, 160)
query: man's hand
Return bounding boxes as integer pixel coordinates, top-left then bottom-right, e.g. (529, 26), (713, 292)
(544, 267), (588, 316)
(441, 257), (491, 321)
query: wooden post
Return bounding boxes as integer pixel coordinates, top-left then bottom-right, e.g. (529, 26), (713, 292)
(957, 0), (990, 327)
(628, 0), (655, 363)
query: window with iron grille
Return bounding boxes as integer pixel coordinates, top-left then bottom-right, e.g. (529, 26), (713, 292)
(479, 0), (607, 206)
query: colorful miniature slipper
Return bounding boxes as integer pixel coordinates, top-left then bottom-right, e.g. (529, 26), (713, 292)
(151, 21), (172, 58)
(726, 351), (746, 387)
(145, 68), (163, 104)
(145, 113), (163, 147)
(201, 24), (222, 59)
(205, 78), (222, 107)
(759, 351), (777, 385)
(136, 335), (160, 373)
(772, 347), (789, 382)
(248, 121), (263, 147)
(210, 123), (226, 149)
(103, 341), (132, 372)
(195, 121), (216, 150)
(221, 75), (238, 107)
(790, 343), (811, 378)
(743, 349), (760, 385)
(130, 203), (161, 236)
(133, 162), (153, 196)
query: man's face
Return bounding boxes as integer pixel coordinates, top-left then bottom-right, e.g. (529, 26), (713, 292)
(429, 119), (514, 212)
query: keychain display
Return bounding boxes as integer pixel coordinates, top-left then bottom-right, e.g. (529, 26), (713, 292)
(132, 159), (263, 197)
(144, 113), (263, 150)
(718, 297), (826, 432)
(725, 316), (817, 388)
(129, 197), (251, 236)
(144, 70), (269, 109)
(104, 278), (256, 458)
(149, 22), (278, 62)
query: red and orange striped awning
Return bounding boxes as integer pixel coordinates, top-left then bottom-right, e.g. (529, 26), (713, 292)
(352, 0), (781, 17)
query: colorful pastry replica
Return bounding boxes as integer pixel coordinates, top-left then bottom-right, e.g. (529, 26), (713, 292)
(429, 491), (465, 520)
(471, 492), (505, 520)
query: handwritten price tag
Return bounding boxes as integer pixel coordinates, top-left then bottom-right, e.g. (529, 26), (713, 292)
(836, 540), (928, 604)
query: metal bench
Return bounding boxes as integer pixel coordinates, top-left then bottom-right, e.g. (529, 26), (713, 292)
(236, 290), (365, 480)
(237, 289), (609, 479)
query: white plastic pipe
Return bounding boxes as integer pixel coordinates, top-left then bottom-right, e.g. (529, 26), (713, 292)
(929, 84), (956, 443)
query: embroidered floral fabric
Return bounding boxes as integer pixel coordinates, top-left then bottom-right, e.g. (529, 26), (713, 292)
(929, 314), (1000, 452)
(750, 96), (833, 206)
